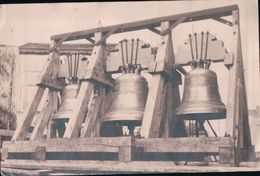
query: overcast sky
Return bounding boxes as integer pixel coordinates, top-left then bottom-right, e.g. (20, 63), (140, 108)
(0, 0), (259, 108)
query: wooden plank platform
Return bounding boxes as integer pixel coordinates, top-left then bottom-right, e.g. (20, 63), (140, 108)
(2, 137), (233, 154)
(1, 167), (52, 176)
(3, 137), (132, 153)
(2, 160), (260, 174)
(135, 137), (233, 153)
(0, 129), (14, 137)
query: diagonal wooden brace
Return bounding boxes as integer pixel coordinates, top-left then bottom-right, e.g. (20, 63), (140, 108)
(12, 40), (61, 141)
(161, 16), (189, 35)
(95, 24), (123, 46)
(29, 91), (57, 140)
(212, 17), (233, 26)
(147, 27), (161, 35)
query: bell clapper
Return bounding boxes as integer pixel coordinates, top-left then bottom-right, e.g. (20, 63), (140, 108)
(127, 124), (135, 136)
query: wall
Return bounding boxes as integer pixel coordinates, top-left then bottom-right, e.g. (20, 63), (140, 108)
(0, 45), (18, 129)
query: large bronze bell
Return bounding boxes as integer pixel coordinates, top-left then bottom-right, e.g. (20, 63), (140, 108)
(101, 69), (148, 126)
(176, 32), (226, 121)
(53, 83), (80, 122)
(176, 65), (226, 120)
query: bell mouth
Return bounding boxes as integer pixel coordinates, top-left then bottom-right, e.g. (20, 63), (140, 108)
(52, 115), (70, 122)
(101, 120), (142, 127)
(175, 101), (226, 120)
(176, 112), (226, 121)
(101, 110), (144, 126)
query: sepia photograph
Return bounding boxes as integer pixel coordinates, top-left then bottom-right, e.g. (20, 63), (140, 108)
(0, 0), (259, 175)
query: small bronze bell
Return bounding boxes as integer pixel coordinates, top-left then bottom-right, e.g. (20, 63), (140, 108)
(53, 83), (80, 122)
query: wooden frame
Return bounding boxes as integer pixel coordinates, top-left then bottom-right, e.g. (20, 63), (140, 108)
(2, 4), (253, 171)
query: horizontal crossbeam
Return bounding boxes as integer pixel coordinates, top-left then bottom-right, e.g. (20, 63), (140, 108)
(51, 5), (237, 42)
(3, 137), (132, 153)
(135, 137), (233, 153)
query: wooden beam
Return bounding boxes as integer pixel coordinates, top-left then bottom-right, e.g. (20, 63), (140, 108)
(51, 5), (237, 41)
(3, 137), (132, 153)
(1, 168), (52, 176)
(171, 82), (188, 137)
(63, 31), (106, 138)
(34, 146), (46, 161)
(2, 160), (260, 173)
(161, 81), (172, 138)
(1, 148), (8, 161)
(95, 24), (123, 46)
(63, 82), (94, 138)
(225, 10), (240, 138)
(161, 16), (187, 35)
(29, 91), (55, 140)
(92, 87), (107, 137)
(135, 137), (233, 153)
(12, 40), (61, 141)
(212, 17), (233, 26)
(0, 129), (14, 137)
(80, 91), (102, 137)
(223, 9), (251, 165)
(141, 21), (173, 138)
(37, 76), (64, 91)
(86, 37), (95, 44)
(147, 27), (161, 35)
(11, 87), (46, 141)
(118, 137), (134, 162)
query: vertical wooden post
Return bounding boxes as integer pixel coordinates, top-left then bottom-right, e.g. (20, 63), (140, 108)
(223, 9), (241, 165)
(12, 41), (61, 141)
(223, 9), (252, 164)
(118, 136), (134, 162)
(80, 36), (108, 138)
(1, 148), (8, 161)
(225, 10), (240, 139)
(34, 146), (46, 161)
(141, 21), (174, 138)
